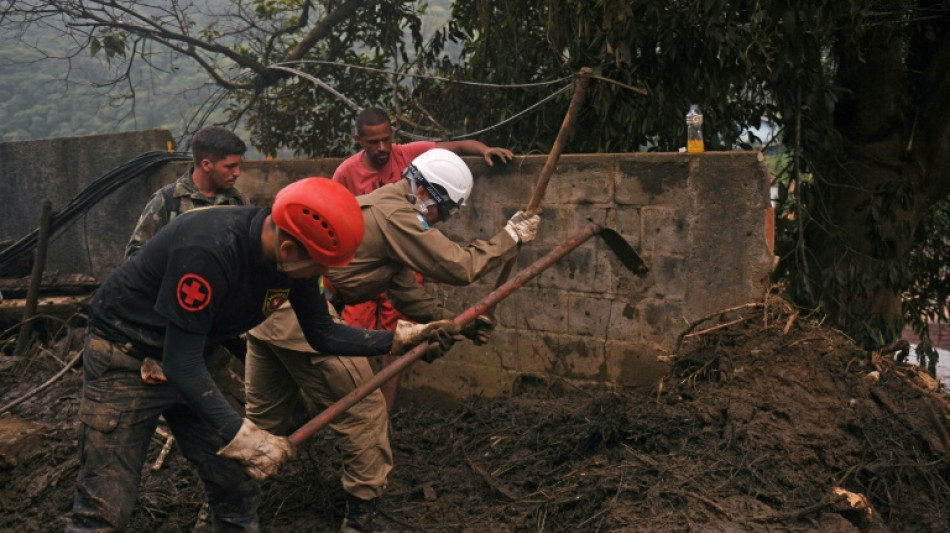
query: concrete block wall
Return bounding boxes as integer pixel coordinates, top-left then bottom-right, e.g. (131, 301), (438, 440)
(0, 129), (178, 280)
(403, 152), (774, 402)
(0, 130), (774, 402)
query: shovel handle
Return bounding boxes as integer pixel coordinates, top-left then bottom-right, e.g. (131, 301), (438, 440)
(288, 223), (604, 447)
(525, 67), (591, 215)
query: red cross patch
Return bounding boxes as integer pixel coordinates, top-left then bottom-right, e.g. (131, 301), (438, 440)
(177, 274), (212, 312)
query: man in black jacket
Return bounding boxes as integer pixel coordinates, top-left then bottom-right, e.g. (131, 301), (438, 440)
(66, 178), (457, 532)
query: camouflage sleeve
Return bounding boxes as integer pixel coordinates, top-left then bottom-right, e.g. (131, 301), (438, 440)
(124, 190), (169, 259)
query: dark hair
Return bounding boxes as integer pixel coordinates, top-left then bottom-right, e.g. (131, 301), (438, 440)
(275, 225), (307, 256)
(189, 126), (247, 165)
(355, 108), (391, 136)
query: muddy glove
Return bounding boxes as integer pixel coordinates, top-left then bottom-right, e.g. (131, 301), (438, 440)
(504, 210), (541, 244)
(459, 315), (495, 346)
(392, 319), (462, 362)
(140, 357), (168, 385)
(218, 418), (295, 482)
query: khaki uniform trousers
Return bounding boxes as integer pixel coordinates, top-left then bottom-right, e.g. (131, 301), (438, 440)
(244, 334), (392, 500)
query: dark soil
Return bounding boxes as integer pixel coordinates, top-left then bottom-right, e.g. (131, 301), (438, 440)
(2, 298), (949, 532)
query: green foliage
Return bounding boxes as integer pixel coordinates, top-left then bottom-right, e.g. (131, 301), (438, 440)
(425, 0), (950, 351)
(3, 0), (949, 356)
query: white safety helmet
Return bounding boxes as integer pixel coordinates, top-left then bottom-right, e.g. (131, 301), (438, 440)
(404, 148), (473, 220)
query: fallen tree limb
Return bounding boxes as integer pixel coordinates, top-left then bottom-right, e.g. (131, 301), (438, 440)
(0, 350), (82, 415)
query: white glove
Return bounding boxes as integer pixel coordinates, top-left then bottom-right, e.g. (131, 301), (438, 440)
(392, 319), (462, 362)
(218, 418), (295, 482)
(504, 210), (540, 244)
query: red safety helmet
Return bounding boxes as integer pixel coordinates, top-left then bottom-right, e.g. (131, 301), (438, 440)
(271, 177), (364, 267)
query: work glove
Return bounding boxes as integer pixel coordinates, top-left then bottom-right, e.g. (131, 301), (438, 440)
(392, 319), (462, 362)
(218, 418), (295, 482)
(140, 357), (168, 385)
(459, 315), (495, 346)
(504, 210), (541, 244)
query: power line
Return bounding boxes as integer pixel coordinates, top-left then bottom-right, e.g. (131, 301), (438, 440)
(269, 60), (572, 89)
(397, 84), (572, 141)
(265, 62), (578, 141)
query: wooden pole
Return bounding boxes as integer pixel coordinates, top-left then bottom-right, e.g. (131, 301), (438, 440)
(15, 200), (53, 357)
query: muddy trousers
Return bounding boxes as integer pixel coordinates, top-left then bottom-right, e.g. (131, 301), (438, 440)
(66, 331), (260, 532)
(244, 334), (392, 500)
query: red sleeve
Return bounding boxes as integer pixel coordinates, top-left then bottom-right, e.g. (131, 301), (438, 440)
(390, 142), (437, 172)
(332, 153), (363, 194)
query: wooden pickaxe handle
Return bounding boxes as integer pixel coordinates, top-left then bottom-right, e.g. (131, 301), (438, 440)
(288, 222), (617, 447)
(488, 68), (592, 297)
(524, 67), (591, 215)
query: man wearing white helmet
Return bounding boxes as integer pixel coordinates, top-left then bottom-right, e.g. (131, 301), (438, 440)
(244, 149), (539, 533)
(333, 107), (515, 409)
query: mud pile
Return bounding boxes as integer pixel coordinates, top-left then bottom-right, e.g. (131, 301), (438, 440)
(2, 298), (949, 532)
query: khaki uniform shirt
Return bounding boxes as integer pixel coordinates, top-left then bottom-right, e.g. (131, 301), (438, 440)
(250, 179), (518, 351)
(125, 170), (247, 258)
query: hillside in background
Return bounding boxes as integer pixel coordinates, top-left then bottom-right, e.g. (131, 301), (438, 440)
(0, 0), (455, 154)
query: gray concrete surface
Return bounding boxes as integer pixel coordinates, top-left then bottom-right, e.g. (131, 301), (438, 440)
(0, 130), (774, 400)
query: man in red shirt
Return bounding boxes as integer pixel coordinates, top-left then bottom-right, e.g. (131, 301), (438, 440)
(332, 107), (514, 407)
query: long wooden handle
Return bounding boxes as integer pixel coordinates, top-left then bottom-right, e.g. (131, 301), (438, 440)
(288, 223), (604, 447)
(525, 67), (591, 214)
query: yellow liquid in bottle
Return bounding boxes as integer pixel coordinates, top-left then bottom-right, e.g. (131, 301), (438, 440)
(687, 139), (704, 153)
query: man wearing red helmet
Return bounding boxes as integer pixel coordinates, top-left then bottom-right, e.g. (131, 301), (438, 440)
(66, 178), (458, 533)
(246, 149), (539, 533)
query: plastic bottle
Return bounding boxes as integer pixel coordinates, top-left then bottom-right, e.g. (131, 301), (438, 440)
(686, 104), (704, 153)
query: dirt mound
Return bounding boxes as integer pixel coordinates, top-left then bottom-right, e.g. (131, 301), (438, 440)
(1, 298), (949, 532)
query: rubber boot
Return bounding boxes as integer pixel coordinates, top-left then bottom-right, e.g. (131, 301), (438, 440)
(340, 494), (379, 533)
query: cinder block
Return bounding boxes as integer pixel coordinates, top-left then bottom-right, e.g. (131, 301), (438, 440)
(606, 297), (684, 345)
(642, 206), (688, 256)
(519, 245), (602, 291)
(491, 287), (568, 333)
(606, 206), (642, 248)
(402, 357), (515, 400)
(495, 332), (607, 380)
(544, 161), (614, 205)
(439, 199), (500, 243)
(567, 294), (614, 337)
(644, 255), (688, 300)
(616, 157), (690, 206)
(533, 204), (611, 247)
(605, 341), (670, 390)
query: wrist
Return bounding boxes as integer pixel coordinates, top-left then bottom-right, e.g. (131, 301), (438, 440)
(504, 224), (521, 244)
